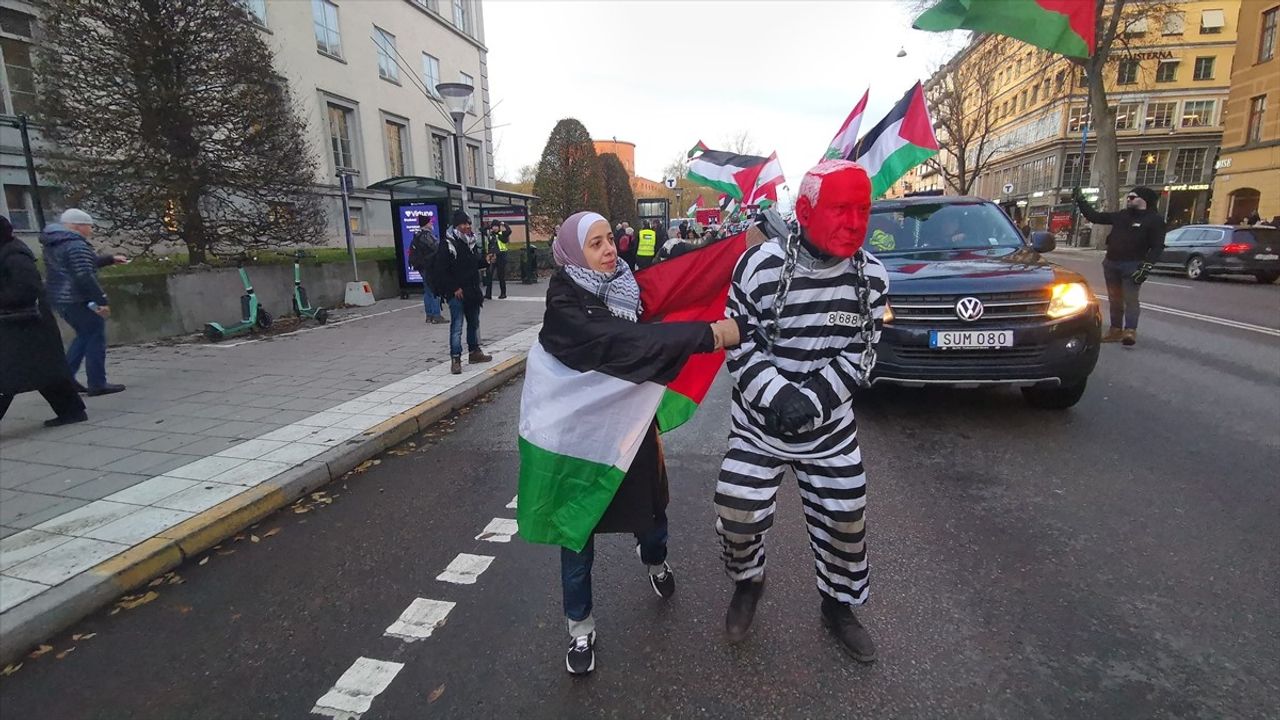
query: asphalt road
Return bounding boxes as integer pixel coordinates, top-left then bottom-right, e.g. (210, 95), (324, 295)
(1, 276), (1277, 719)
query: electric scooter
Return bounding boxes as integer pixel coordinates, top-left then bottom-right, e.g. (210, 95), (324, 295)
(291, 250), (329, 324)
(203, 255), (273, 341)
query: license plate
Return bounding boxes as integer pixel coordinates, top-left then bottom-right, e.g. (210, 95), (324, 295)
(929, 329), (1014, 349)
(1255, 253), (1279, 261)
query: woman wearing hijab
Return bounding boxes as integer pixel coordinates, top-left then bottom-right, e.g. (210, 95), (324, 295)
(0, 216), (87, 426)
(525, 211), (745, 675)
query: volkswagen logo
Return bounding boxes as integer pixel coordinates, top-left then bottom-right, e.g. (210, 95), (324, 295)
(955, 296), (985, 322)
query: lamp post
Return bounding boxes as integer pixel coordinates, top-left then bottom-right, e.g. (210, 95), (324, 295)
(435, 82), (476, 221)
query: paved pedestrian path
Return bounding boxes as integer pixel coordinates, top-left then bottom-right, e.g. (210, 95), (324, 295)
(0, 287), (546, 640)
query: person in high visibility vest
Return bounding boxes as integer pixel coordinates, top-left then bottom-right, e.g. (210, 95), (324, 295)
(485, 220), (511, 299)
(636, 223), (658, 268)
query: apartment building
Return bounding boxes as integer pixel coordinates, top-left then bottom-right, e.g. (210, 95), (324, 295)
(1211, 1), (1278, 223)
(927, 1), (1239, 232)
(0, 1), (41, 234)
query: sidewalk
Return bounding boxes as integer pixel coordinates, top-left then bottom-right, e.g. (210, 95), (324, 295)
(0, 285), (546, 661)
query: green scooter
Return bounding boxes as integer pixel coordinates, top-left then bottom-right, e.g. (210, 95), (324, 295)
(203, 255), (273, 341)
(291, 250), (329, 324)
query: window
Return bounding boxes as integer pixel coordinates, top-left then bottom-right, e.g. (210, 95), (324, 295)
(1182, 100), (1216, 127)
(1193, 56), (1215, 80)
(1173, 148), (1208, 182)
(1136, 150), (1167, 185)
(1200, 9), (1225, 34)
(1068, 105), (1091, 132)
(413, 0), (437, 11)
(1031, 84), (1039, 103)
(349, 206), (365, 235)
(1019, 90), (1027, 111)
(452, 0), (469, 33)
(0, 8), (34, 37)
(4, 185), (31, 230)
(1117, 152), (1132, 182)
(0, 35), (36, 115)
(1156, 60), (1179, 82)
(1247, 95), (1267, 143)
(1063, 153), (1093, 185)
(312, 0), (342, 58)
(466, 144), (480, 185)
(374, 28), (399, 83)
(1117, 59), (1139, 85)
(240, 0), (267, 25)
(1162, 11), (1185, 35)
(384, 120), (407, 176)
(1055, 70), (1066, 92)
(1114, 102), (1141, 130)
(460, 72), (476, 113)
(327, 103), (356, 171)
(422, 53), (441, 97)
(1261, 8), (1277, 63)
(430, 132), (448, 180)
(1124, 17), (1149, 35)
(1146, 101), (1176, 129)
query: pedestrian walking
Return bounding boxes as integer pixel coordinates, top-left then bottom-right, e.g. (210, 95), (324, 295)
(41, 209), (126, 395)
(0, 216), (89, 426)
(430, 210), (492, 374)
(716, 161), (888, 663)
(409, 225), (445, 324)
(1073, 186), (1166, 347)
(484, 220), (510, 299)
(517, 210), (744, 675)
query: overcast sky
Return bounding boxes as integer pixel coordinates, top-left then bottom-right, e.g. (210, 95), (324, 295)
(484, 0), (965, 202)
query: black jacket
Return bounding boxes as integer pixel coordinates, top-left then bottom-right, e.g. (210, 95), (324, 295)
(1076, 200), (1167, 263)
(0, 238), (74, 395)
(539, 270), (715, 535)
(431, 230), (487, 308)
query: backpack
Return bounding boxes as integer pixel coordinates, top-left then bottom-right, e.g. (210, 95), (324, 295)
(408, 228), (439, 274)
(618, 233), (633, 253)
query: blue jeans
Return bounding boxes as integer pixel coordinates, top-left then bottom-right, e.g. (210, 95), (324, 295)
(447, 296), (480, 357)
(58, 303), (108, 388)
(561, 512), (669, 636)
(1102, 259), (1143, 329)
(421, 280), (442, 318)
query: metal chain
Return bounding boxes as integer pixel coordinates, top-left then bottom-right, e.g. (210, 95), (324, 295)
(765, 233), (800, 353)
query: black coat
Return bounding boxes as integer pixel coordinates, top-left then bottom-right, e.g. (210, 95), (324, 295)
(430, 231), (487, 308)
(539, 270), (714, 535)
(1076, 201), (1167, 263)
(0, 238), (73, 395)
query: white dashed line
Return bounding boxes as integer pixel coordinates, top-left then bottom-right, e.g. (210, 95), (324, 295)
(384, 598), (457, 642)
(1144, 281), (1192, 289)
(311, 657), (404, 719)
(506, 495), (518, 509)
(1099, 295), (1280, 337)
(436, 553), (494, 585)
(475, 518), (518, 542)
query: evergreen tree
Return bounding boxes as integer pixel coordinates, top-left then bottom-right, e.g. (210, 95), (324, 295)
(531, 119), (607, 235)
(599, 153), (638, 229)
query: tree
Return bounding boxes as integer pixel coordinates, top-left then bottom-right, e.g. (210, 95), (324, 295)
(35, 0), (326, 265)
(517, 163), (539, 185)
(925, 40), (1022, 194)
(531, 118), (607, 235)
(599, 153), (637, 228)
(721, 131), (759, 156)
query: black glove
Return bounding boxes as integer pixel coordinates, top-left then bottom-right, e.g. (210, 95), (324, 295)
(762, 384), (820, 436)
(1071, 186), (1085, 204)
(1131, 262), (1153, 285)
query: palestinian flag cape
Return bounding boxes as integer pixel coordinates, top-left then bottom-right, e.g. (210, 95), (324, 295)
(913, 0), (1096, 59)
(687, 146), (771, 200)
(517, 235), (749, 551)
(853, 82), (940, 197)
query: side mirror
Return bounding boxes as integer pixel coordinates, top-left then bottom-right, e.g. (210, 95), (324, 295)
(1030, 231), (1056, 253)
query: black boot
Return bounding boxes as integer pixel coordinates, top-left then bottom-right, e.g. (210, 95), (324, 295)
(820, 596), (877, 663)
(725, 575), (765, 642)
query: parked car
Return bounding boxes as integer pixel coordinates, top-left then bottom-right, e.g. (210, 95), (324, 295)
(1154, 224), (1280, 283)
(867, 196), (1102, 409)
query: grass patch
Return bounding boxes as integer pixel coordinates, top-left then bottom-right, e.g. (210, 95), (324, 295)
(97, 247), (397, 278)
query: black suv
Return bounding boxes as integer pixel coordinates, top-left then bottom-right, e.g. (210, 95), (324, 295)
(867, 196), (1102, 409)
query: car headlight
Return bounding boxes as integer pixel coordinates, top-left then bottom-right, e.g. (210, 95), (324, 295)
(1046, 282), (1091, 319)
(882, 303), (894, 324)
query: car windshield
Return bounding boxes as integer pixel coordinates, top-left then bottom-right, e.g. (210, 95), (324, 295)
(866, 202), (1025, 255)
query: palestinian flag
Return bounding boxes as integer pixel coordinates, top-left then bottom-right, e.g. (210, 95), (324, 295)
(718, 194), (731, 210)
(686, 195), (704, 217)
(517, 235), (749, 551)
(824, 89), (869, 161)
(913, 0), (1096, 59)
(687, 140), (710, 159)
(687, 148), (771, 200)
(853, 82), (940, 198)
(746, 152), (785, 206)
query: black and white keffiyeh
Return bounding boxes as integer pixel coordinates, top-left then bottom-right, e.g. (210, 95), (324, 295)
(564, 263), (642, 322)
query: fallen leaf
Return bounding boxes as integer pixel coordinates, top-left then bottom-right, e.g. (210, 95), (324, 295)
(263, 528), (281, 538)
(176, 605), (193, 615)
(292, 506), (311, 514)
(166, 575), (185, 585)
(428, 684), (445, 703)
(28, 644), (53, 659)
(216, 549), (236, 556)
(250, 535), (260, 543)
(234, 535), (245, 542)
(109, 608), (121, 616)
(55, 648), (75, 660)
(230, 613), (242, 622)
(115, 591), (159, 610)
(1, 663), (22, 676)
(148, 577), (165, 588)
(199, 557), (209, 566)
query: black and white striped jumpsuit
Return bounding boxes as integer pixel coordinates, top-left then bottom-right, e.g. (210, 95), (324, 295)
(716, 238), (888, 607)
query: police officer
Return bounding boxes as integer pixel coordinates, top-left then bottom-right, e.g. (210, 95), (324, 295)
(636, 221), (658, 269)
(484, 220), (511, 299)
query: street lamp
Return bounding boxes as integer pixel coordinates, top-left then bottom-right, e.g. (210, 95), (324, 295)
(436, 81), (476, 220)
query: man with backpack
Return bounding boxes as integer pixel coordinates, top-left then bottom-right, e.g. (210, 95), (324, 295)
(409, 223), (446, 324)
(431, 210), (493, 374)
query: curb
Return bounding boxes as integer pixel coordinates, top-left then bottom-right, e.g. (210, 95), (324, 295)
(0, 354), (527, 665)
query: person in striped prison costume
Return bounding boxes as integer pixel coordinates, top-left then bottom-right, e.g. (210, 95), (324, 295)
(717, 160), (887, 663)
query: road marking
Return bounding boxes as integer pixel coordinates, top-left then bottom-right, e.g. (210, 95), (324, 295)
(1144, 281), (1191, 289)
(436, 553), (494, 585)
(384, 598), (457, 642)
(1099, 296), (1280, 337)
(311, 657), (404, 719)
(204, 305), (419, 348)
(506, 495), (517, 509)
(476, 518), (518, 542)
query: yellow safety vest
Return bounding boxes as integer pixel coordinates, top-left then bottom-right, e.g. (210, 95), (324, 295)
(494, 235), (509, 252)
(637, 229), (657, 257)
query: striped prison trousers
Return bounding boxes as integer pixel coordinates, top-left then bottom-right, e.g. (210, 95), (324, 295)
(715, 433), (869, 606)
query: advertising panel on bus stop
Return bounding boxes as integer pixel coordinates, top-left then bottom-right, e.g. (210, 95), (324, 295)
(392, 199), (444, 287)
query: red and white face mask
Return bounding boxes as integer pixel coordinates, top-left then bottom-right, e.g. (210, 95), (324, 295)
(794, 161), (873, 258)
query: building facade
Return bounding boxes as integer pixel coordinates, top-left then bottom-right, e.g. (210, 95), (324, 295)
(0, 0), (44, 235)
(928, 1), (1240, 234)
(592, 138), (667, 198)
(1211, 1), (1278, 223)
